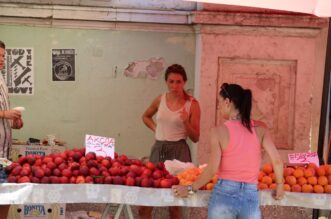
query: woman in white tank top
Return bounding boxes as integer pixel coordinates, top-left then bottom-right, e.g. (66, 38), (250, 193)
(141, 64), (201, 219)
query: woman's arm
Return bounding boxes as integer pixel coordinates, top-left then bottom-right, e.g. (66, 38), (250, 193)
(260, 127), (284, 200)
(173, 127), (222, 197)
(183, 99), (200, 142)
(142, 96), (161, 132)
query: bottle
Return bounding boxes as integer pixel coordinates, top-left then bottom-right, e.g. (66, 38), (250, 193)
(0, 164), (7, 183)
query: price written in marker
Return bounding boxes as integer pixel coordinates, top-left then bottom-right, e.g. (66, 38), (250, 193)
(85, 134), (115, 158)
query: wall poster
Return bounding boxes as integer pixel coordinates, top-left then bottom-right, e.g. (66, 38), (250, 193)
(1, 48), (34, 95)
(52, 49), (75, 81)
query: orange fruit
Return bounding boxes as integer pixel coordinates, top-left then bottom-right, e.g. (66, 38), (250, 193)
(307, 176), (317, 185)
(324, 185), (331, 194)
(283, 184), (291, 191)
(283, 167), (295, 177)
(313, 184), (324, 193)
(269, 183), (277, 190)
(206, 183), (215, 190)
(304, 168), (315, 177)
(262, 163), (273, 174)
(308, 163), (318, 170)
(285, 175), (297, 186)
(262, 176), (273, 185)
(293, 169), (304, 178)
(302, 184), (313, 193)
(297, 177), (307, 186)
(291, 184), (302, 192)
(325, 165), (331, 175)
(258, 171), (265, 181)
(316, 166), (326, 176)
(317, 176), (328, 186)
(258, 183), (268, 190)
(327, 175), (331, 184)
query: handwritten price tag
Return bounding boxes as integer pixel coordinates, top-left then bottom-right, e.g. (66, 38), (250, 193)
(85, 134), (115, 158)
(288, 152), (319, 167)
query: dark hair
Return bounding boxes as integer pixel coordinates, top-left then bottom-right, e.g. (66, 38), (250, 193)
(219, 83), (252, 132)
(0, 41), (5, 49)
(165, 64), (190, 100)
(165, 64), (187, 82)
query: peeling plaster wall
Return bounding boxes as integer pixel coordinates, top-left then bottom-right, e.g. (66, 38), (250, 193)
(1, 24), (196, 159)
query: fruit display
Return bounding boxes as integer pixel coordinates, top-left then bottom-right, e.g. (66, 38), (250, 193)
(176, 167), (218, 190)
(5, 148), (179, 188)
(258, 163), (331, 194)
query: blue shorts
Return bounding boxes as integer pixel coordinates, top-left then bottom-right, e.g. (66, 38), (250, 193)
(208, 179), (261, 219)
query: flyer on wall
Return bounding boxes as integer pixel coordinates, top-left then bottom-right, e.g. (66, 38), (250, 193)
(52, 49), (75, 81)
(0, 48), (34, 95)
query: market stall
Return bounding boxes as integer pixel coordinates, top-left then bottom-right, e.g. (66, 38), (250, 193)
(1, 183), (331, 219)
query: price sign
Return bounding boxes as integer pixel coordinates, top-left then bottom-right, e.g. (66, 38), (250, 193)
(85, 134), (115, 158)
(288, 152), (319, 167)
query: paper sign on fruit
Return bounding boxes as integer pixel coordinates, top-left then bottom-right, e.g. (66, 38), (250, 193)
(85, 134), (115, 158)
(288, 152), (319, 167)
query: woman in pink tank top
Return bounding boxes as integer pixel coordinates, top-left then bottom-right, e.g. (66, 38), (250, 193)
(173, 83), (284, 219)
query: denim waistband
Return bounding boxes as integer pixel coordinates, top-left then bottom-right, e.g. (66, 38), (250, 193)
(217, 179), (257, 190)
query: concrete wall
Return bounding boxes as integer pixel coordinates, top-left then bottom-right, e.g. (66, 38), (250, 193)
(0, 24), (196, 159)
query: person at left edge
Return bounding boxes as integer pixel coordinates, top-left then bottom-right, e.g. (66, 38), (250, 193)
(0, 40), (24, 219)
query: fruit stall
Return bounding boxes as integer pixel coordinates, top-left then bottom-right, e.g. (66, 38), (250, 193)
(1, 148), (331, 219)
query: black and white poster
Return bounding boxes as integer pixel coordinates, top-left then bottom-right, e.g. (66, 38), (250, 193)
(52, 49), (75, 81)
(0, 48), (34, 95)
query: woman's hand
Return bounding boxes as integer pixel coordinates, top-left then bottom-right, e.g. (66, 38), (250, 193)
(273, 183), (285, 200)
(2, 110), (21, 120)
(12, 118), (24, 129)
(179, 107), (189, 124)
(172, 185), (189, 198)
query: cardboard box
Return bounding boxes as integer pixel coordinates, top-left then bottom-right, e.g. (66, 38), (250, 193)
(8, 204), (65, 219)
(9, 145), (65, 161)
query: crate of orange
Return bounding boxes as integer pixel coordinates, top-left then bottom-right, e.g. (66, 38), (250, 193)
(258, 163), (331, 194)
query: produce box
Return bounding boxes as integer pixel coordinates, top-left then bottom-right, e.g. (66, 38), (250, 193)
(8, 204), (65, 219)
(9, 145), (65, 162)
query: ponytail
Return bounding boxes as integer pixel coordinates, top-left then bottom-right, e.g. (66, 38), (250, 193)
(220, 83), (253, 132)
(240, 89), (252, 132)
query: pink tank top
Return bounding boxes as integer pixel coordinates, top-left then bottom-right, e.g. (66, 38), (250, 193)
(217, 120), (261, 183)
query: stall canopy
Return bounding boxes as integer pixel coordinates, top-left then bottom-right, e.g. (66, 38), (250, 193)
(185, 0), (331, 17)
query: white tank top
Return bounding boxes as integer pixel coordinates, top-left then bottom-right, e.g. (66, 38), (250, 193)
(155, 93), (192, 141)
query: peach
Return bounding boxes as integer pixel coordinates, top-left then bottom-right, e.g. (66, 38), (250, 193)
(302, 184), (313, 193)
(293, 169), (304, 178)
(258, 183), (268, 190)
(285, 175), (297, 186)
(317, 176), (328, 186)
(307, 176), (318, 185)
(324, 185), (331, 194)
(297, 177), (307, 186)
(291, 184), (302, 192)
(261, 176), (273, 185)
(283, 167), (295, 177)
(317, 166), (326, 176)
(304, 168), (315, 178)
(262, 163), (273, 174)
(283, 184), (291, 191)
(313, 184), (324, 193)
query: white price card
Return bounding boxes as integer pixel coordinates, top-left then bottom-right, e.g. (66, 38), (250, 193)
(85, 134), (115, 158)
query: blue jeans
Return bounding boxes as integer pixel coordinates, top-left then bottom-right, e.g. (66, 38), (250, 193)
(208, 179), (261, 219)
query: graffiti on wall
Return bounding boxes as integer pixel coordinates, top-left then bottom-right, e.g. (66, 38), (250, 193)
(1, 48), (34, 95)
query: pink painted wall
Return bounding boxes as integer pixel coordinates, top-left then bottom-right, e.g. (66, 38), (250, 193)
(193, 12), (329, 164)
